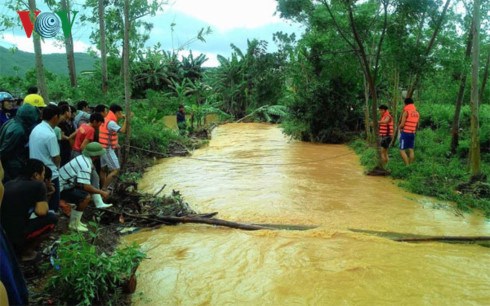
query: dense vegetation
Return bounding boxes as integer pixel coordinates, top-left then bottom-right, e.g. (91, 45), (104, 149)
(1, 1), (489, 304)
(1, 0), (488, 215)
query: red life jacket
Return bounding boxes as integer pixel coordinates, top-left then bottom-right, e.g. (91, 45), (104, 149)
(379, 110), (394, 136)
(402, 104), (419, 133)
(98, 111), (118, 149)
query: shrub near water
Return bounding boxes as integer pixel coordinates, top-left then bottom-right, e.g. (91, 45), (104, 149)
(46, 229), (146, 306)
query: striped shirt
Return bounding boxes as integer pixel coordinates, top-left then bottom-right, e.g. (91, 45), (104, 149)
(59, 155), (93, 191)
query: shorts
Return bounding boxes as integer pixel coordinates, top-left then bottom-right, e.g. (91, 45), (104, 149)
(60, 188), (90, 206)
(101, 148), (120, 170)
(399, 131), (415, 150)
(380, 136), (392, 149)
(25, 212), (58, 240)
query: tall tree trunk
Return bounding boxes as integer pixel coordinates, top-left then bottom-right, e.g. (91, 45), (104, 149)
(450, 21), (473, 154)
(28, 0), (49, 102)
(61, 0), (77, 87)
(346, 1), (388, 169)
(479, 49), (490, 103)
(407, 0), (451, 98)
(98, 0), (108, 94)
(389, 68), (400, 147)
(469, 0), (481, 177)
(122, 0), (131, 167)
(363, 75), (372, 142)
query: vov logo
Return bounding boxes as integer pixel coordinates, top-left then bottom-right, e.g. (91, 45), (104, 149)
(17, 10), (78, 39)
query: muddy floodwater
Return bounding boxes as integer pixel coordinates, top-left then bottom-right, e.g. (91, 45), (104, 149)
(129, 123), (490, 305)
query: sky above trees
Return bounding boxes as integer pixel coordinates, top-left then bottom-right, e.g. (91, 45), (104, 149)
(0, 0), (303, 67)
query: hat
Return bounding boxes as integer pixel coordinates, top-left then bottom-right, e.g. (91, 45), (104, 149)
(24, 94), (47, 107)
(0, 92), (14, 102)
(82, 142), (106, 157)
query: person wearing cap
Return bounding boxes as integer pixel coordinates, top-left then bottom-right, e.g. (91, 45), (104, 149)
(0, 104), (40, 181)
(23, 94), (47, 109)
(0, 92), (17, 128)
(59, 142), (111, 232)
(71, 112), (111, 209)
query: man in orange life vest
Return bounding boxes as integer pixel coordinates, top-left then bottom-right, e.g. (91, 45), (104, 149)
(398, 98), (420, 165)
(98, 104), (129, 190)
(377, 104), (393, 166)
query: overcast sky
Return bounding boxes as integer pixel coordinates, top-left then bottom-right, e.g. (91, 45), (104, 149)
(0, 0), (304, 67)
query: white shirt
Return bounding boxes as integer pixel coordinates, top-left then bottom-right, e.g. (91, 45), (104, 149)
(29, 121), (60, 179)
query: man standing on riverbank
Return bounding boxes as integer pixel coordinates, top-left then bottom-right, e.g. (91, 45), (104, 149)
(176, 105), (187, 135)
(378, 104), (393, 166)
(399, 98), (420, 165)
(99, 104), (129, 190)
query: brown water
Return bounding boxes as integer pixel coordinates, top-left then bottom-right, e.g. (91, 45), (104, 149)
(130, 123), (490, 305)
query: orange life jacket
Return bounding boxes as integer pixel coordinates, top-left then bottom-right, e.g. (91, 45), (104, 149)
(402, 104), (419, 133)
(379, 110), (394, 136)
(98, 111), (118, 149)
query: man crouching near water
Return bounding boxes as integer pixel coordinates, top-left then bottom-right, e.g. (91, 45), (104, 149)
(378, 104), (393, 166)
(59, 142), (111, 232)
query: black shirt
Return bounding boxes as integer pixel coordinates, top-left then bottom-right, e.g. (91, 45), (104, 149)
(0, 178), (47, 246)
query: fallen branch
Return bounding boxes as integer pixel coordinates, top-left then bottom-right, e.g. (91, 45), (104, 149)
(350, 229), (490, 244)
(153, 184), (166, 197)
(395, 236), (490, 242)
(253, 223), (317, 231)
(96, 208), (318, 231)
(129, 212), (271, 230)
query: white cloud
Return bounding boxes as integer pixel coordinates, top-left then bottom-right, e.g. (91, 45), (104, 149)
(175, 49), (220, 67)
(165, 0), (282, 32)
(1, 33), (92, 54)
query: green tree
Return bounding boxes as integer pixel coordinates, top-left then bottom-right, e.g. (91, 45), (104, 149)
(469, 0), (481, 177)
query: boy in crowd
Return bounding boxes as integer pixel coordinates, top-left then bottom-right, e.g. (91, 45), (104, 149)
(57, 103), (76, 166)
(73, 100), (91, 129)
(0, 159), (58, 261)
(72, 113), (105, 155)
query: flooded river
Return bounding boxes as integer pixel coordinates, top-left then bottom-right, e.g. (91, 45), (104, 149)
(130, 123), (490, 305)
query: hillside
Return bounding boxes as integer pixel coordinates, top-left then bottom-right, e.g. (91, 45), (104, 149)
(0, 46), (97, 77)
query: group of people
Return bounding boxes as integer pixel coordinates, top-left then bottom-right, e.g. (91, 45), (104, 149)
(0, 87), (133, 304)
(377, 97), (420, 166)
(0, 87), (131, 260)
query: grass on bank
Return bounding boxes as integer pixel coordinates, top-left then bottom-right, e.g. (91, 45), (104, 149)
(350, 104), (490, 217)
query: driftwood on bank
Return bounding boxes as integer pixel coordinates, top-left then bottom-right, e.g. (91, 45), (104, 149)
(350, 228), (490, 245)
(98, 208), (272, 230)
(96, 207), (320, 231)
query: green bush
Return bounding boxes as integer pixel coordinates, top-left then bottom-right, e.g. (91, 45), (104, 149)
(124, 113), (180, 154)
(46, 229), (146, 306)
(146, 89), (180, 116)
